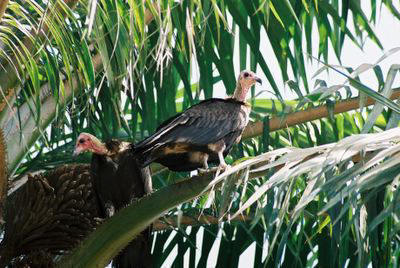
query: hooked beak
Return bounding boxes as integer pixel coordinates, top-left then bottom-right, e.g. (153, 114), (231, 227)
(73, 147), (81, 156)
(255, 76), (262, 84)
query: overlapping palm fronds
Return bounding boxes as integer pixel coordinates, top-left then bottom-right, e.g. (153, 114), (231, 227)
(2, 0), (395, 176)
(2, 0), (400, 266)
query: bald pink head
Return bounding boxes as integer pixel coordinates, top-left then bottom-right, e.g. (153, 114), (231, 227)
(233, 70), (262, 101)
(73, 132), (108, 156)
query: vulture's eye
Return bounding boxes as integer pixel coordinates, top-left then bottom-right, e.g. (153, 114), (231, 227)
(78, 138), (85, 144)
(243, 72), (249, 78)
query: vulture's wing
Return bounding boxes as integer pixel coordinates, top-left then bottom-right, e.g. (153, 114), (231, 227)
(134, 99), (248, 155)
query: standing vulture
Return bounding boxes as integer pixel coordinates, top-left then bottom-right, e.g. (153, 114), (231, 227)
(133, 70), (261, 172)
(74, 134), (152, 268)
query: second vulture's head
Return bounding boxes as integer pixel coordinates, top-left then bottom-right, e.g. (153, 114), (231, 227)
(73, 133), (107, 156)
(234, 70), (262, 101)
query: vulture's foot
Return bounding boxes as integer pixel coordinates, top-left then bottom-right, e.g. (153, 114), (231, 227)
(215, 163), (230, 177)
(94, 217), (105, 224)
(197, 167), (215, 174)
(198, 164), (230, 176)
(216, 150), (229, 176)
(197, 168), (208, 174)
(198, 166), (224, 175)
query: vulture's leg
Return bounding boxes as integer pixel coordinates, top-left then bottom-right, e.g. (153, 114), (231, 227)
(197, 153), (209, 174)
(218, 150), (227, 169)
(105, 202), (115, 217)
(203, 155), (209, 169)
(207, 141), (229, 176)
(216, 147), (229, 176)
(141, 167), (153, 195)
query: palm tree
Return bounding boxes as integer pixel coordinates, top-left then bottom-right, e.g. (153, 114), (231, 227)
(1, 0), (400, 266)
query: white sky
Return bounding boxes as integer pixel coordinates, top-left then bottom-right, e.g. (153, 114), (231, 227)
(161, 2), (400, 268)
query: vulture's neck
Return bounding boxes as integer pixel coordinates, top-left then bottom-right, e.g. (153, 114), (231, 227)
(232, 83), (249, 102)
(92, 140), (111, 156)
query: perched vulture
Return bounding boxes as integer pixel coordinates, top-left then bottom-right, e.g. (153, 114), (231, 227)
(74, 134), (153, 268)
(133, 70), (261, 172)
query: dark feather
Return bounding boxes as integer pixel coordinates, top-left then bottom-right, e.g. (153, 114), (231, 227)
(91, 139), (153, 267)
(134, 98), (250, 171)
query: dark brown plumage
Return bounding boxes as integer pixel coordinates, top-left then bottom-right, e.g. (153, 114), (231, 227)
(90, 139), (152, 216)
(74, 135), (153, 268)
(133, 70), (261, 172)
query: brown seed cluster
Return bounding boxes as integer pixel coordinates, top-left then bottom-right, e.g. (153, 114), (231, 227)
(0, 164), (101, 267)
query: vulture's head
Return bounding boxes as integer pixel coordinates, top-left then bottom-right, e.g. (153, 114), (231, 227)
(73, 133), (107, 156)
(234, 70), (262, 101)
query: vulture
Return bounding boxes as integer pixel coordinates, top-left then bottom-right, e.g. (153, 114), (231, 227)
(74, 134), (153, 268)
(133, 70), (261, 172)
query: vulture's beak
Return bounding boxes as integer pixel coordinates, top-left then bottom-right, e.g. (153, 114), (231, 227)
(255, 76), (262, 84)
(73, 148), (80, 156)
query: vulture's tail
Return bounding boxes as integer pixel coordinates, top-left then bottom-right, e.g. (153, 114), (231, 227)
(133, 114), (184, 167)
(132, 143), (163, 168)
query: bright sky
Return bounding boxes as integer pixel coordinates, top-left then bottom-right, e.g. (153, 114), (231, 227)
(161, 2), (400, 268)
(207, 2), (400, 102)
